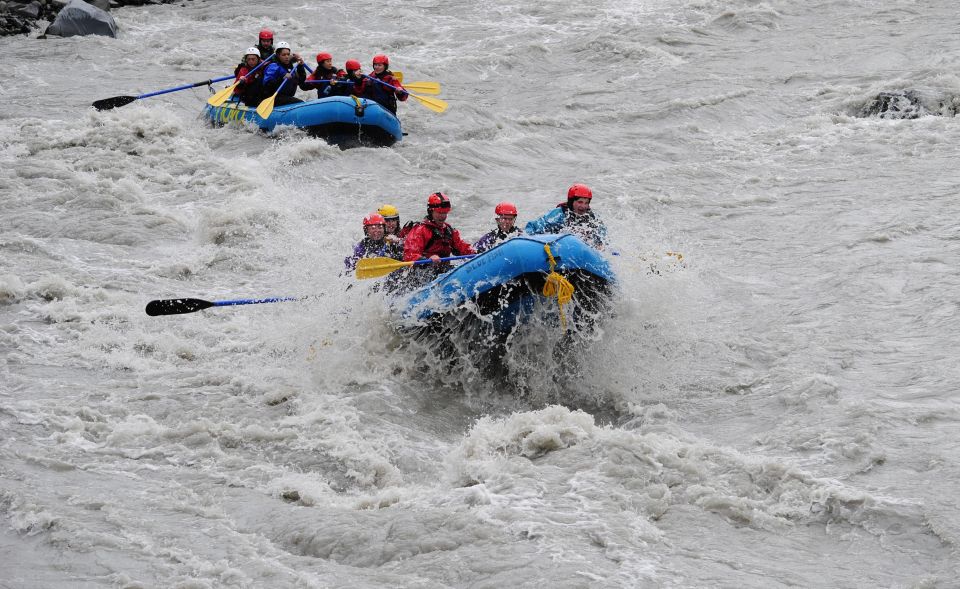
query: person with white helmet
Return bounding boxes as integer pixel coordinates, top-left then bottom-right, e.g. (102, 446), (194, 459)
(259, 40), (306, 107)
(232, 47), (264, 106)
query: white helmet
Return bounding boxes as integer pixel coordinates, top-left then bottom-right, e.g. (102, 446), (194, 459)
(275, 41), (291, 51)
(244, 47), (260, 58)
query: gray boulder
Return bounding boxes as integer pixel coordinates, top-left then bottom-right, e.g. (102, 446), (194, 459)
(45, 0), (116, 37)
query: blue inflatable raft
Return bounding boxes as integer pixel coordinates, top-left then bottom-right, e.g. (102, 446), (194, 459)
(202, 96), (403, 147)
(392, 233), (616, 342)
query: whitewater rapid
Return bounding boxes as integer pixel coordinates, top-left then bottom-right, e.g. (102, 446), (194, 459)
(2, 0), (959, 587)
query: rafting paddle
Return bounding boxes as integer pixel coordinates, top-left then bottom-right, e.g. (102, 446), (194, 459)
(363, 75), (448, 113)
(93, 75), (235, 111)
(401, 81), (441, 95)
(255, 76), (294, 119)
(355, 255), (475, 280)
(207, 54), (276, 108)
(145, 296), (300, 316)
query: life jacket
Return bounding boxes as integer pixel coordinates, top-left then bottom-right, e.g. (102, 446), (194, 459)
(233, 63), (263, 104)
(262, 62), (303, 97)
(421, 221), (454, 257)
(397, 220), (416, 238)
(363, 71), (402, 114)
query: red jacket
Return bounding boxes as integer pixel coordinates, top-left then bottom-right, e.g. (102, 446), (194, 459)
(233, 64), (259, 98)
(403, 219), (475, 261)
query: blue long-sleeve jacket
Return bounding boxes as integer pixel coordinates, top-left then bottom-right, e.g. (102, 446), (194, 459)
(524, 206), (607, 248)
(261, 62), (304, 97)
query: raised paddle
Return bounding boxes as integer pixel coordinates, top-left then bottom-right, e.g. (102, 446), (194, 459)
(363, 75), (448, 113)
(207, 54), (276, 108)
(93, 75), (235, 111)
(145, 296), (300, 317)
(355, 255), (476, 280)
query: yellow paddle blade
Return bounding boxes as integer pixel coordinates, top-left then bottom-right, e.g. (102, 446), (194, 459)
(256, 93), (278, 119)
(207, 81), (240, 107)
(393, 71), (403, 83)
(356, 257), (414, 280)
(411, 92), (448, 113)
(403, 81), (440, 95)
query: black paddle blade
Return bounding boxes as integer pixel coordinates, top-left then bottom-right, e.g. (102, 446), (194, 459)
(92, 96), (137, 111)
(145, 298), (215, 316)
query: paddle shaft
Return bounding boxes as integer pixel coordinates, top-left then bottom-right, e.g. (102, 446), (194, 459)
(363, 75), (447, 112)
(145, 296), (300, 316)
(137, 75), (234, 100)
(412, 254), (475, 265)
(95, 74), (238, 110)
(364, 74), (407, 94)
(213, 297), (299, 307)
(355, 254), (477, 279)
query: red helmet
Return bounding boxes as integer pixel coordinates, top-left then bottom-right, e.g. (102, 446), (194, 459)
(316, 52), (332, 63)
(567, 183), (593, 199)
(427, 192), (451, 210)
(495, 202), (518, 216)
(363, 213), (386, 227)
(258, 29), (273, 41)
(345, 59), (362, 71)
(372, 54), (389, 66)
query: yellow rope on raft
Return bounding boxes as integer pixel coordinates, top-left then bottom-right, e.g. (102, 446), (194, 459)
(542, 243), (575, 330)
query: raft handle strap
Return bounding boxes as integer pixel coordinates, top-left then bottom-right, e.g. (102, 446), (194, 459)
(543, 243), (575, 330)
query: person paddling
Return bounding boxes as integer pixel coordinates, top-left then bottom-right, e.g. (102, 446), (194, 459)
(362, 54), (407, 115)
(305, 52), (347, 98)
(525, 184), (608, 249)
(233, 47), (264, 107)
(474, 202), (523, 253)
(403, 192), (475, 272)
(343, 59), (367, 96)
(260, 41), (306, 107)
(344, 213), (403, 271)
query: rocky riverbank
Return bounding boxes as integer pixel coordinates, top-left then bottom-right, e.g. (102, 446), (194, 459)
(0, 0), (189, 37)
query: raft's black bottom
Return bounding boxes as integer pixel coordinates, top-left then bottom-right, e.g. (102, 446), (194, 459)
(396, 270), (612, 382)
(302, 122), (398, 149)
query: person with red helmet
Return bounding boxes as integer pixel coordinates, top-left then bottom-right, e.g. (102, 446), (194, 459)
(403, 192), (476, 268)
(474, 201), (523, 253)
(525, 184), (608, 249)
(361, 54), (408, 115)
(232, 47), (264, 107)
(255, 29), (274, 60)
(344, 213), (403, 271)
(341, 59), (368, 96)
(304, 51), (348, 98)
